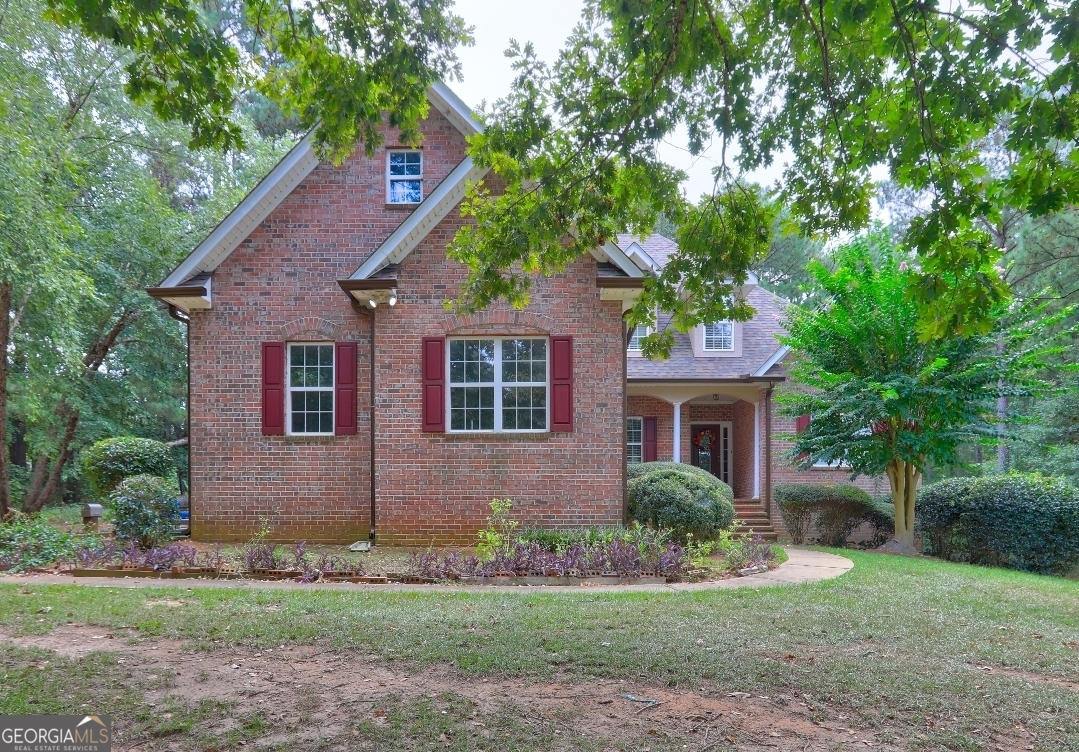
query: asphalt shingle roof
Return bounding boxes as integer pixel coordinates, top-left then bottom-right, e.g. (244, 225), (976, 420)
(618, 234), (789, 381)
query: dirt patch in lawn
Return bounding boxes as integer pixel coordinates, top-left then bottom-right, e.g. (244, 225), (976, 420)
(1, 624), (904, 750)
(968, 662), (1079, 693)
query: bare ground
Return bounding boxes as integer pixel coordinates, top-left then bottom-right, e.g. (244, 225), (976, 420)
(2, 622), (913, 752)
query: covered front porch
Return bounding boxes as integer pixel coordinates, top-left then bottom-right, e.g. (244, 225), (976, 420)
(627, 379), (783, 539)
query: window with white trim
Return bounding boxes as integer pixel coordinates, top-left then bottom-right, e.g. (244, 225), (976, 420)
(387, 150), (422, 204)
(626, 416), (643, 464)
(448, 338), (548, 432)
(288, 343), (334, 435)
(627, 325), (649, 351)
(703, 322), (734, 351)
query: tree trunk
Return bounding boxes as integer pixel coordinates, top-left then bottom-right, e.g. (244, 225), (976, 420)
(0, 281), (10, 520)
(21, 409), (79, 514)
(886, 459), (920, 548)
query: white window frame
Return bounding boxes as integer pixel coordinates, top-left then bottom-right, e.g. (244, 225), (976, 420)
(627, 416), (644, 464)
(703, 321), (734, 351)
(627, 324), (650, 351)
(286, 342), (335, 437)
(386, 149), (423, 204)
(446, 337), (549, 433)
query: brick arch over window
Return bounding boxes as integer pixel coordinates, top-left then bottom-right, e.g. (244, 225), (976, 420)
(440, 310), (555, 336)
(279, 317), (344, 341)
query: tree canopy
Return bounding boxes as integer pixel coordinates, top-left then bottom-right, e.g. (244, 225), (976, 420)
(44, 0), (472, 159)
(778, 231), (1076, 547)
(444, 0), (1079, 348)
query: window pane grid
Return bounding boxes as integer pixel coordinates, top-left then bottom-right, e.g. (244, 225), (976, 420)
(704, 322), (733, 351)
(288, 344), (334, 435)
(448, 338), (547, 432)
(627, 416), (643, 464)
(628, 325), (648, 350)
(388, 151), (422, 203)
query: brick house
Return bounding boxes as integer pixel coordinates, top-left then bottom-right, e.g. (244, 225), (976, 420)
(149, 84), (864, 545)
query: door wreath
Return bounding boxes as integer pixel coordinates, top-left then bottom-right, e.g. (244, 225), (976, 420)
(693, 429), (717, 450)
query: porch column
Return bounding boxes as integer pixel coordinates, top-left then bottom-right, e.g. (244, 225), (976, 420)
(753, 401), (761, 499)
(672, 401), (682, 462)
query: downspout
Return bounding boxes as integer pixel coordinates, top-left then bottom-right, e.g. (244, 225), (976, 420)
(764, 386), (774, 522)
(351, 302), (377, 542)
(622, 312), (631, 525)
(168, 304), (191, 534)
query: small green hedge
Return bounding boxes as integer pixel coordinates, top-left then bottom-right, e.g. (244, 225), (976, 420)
(83, 437), (174, 498)
(628, 462), (735, 542)
(775, 483), (876, 546)
(918, 473), (1079, 576)
(108, 474), (180, 548)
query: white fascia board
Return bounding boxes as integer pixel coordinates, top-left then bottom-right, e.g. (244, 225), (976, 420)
(351, 157), (489, 279)
(159, 136), (319, 287)
(624, 241), (658, 272)
(598, 240), (644, 277)
(427, 82), (484, 136)
(158, 83), (480, 288)
(753, 345), (790, 377)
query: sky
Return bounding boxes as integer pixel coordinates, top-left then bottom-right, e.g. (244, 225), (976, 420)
(449, 0), (751, 200)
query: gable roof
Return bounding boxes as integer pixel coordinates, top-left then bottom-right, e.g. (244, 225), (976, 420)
(154, 83), (484, 291)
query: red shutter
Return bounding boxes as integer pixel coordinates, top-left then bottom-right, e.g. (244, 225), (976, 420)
(796, 414), (811, 432)
(643, 417), (657, 462)
(421, 337), (445, 432)
(261, 342), (285, 435)
(335, 341), (358, 435)
(550, 336), (573, 431)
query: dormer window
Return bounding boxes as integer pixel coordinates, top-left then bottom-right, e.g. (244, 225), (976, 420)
(627, 324), (649, 351)
(387, 150), (422, 204)
(703, 322), (734, 351)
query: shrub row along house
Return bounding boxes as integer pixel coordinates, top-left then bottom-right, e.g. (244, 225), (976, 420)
(149, 84), (858, 545)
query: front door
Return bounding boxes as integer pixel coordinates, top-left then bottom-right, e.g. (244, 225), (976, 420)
(690, 423), (732, 486)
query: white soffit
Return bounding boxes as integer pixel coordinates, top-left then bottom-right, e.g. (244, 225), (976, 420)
(753, 345), (790, 377)
(157, 84), (485, 289)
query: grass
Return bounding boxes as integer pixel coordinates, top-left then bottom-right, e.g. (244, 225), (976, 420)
(1, 549), (1077, 750)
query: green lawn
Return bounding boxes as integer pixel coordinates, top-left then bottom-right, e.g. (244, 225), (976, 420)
(1, 550), (1077, 751)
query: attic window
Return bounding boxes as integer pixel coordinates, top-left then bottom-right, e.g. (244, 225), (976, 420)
(703, 322), (734, 351)
(387, 150), (422, 204)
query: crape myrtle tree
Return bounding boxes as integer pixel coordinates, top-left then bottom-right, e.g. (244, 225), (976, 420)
(778, 231), (1076, 549)
(445, 0), (1079, 351)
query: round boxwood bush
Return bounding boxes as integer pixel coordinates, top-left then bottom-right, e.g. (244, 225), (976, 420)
(108, 474), (180, 548)
(918, 473), (1079, 575)
(628, 463), (735, 542)
(82, 437), (174, 497)
(774, 483), (875, 546)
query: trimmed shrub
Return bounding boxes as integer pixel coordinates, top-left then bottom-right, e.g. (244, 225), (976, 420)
(628, 464), (735, 542)
(918, 473), (1079, 575)
(774, 483), (874, 546)
(108, 474), (180, 548)
(627, 461), (720, 482)
(83, 437), (174, 498)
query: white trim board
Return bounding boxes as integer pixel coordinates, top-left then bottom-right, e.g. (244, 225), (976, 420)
(753, 345), (790, 377)
(157, 84), (485, 290)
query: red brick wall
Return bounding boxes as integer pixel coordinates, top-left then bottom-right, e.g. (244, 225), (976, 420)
(370, 230), (626, 546)
(731, 400), (756, 499)
(188, 109), (625, 544)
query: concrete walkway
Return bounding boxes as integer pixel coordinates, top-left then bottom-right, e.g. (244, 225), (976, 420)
(1, 548), (853, 594)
